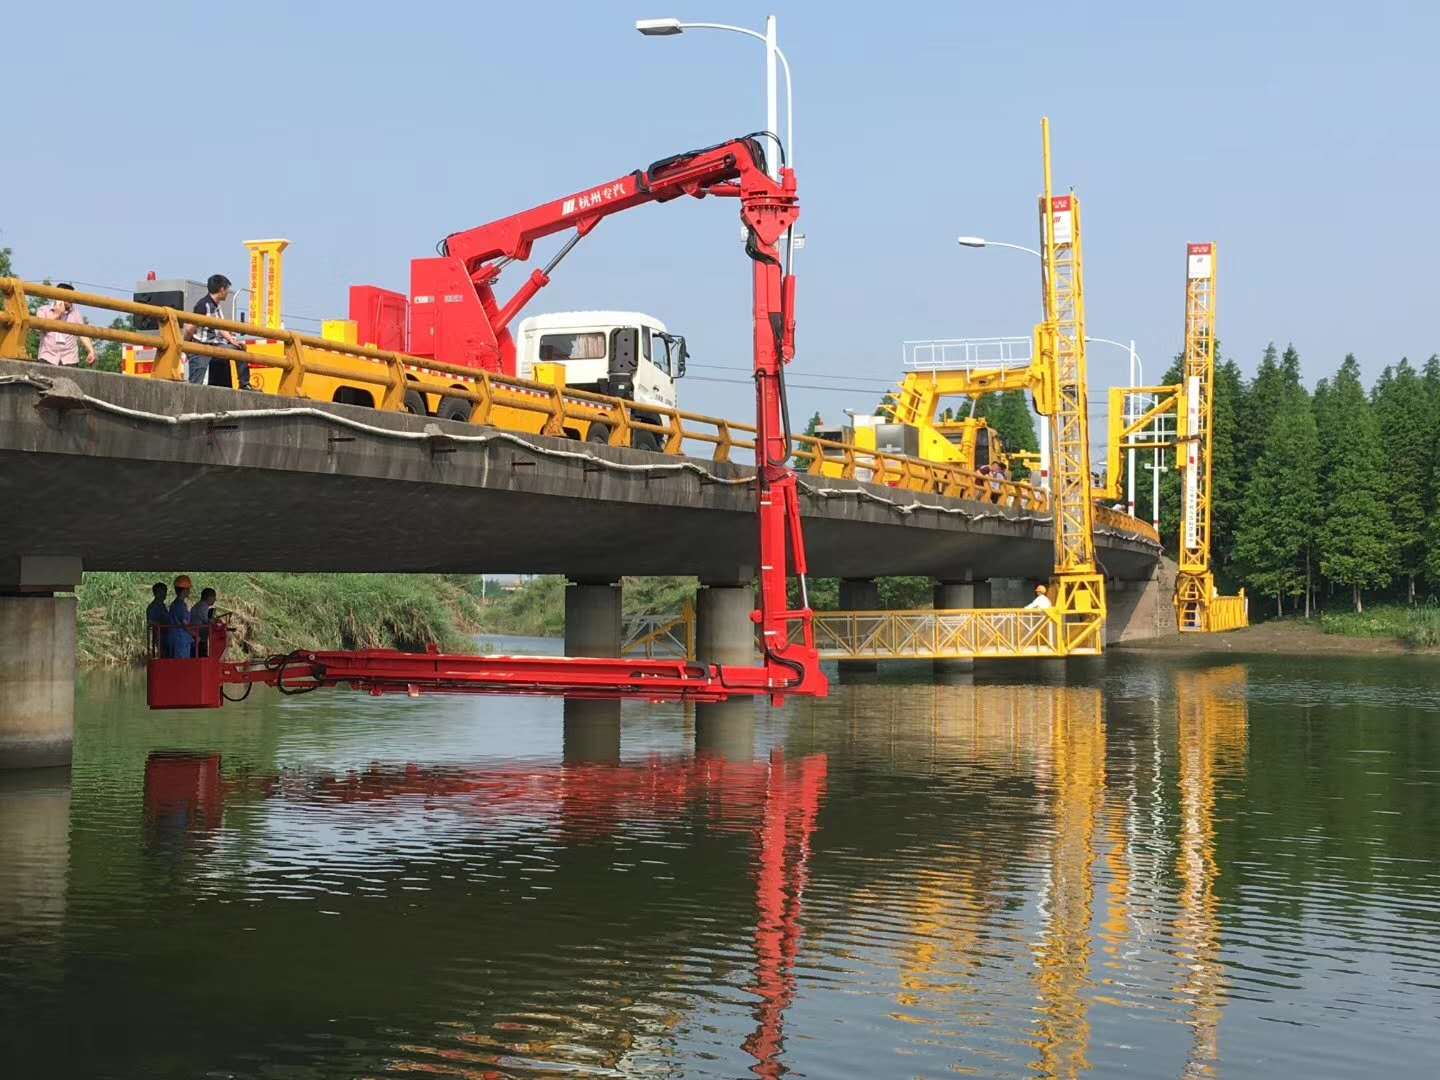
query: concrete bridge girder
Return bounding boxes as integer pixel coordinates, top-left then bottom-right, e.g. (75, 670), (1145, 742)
(0, 361), (1159, 583)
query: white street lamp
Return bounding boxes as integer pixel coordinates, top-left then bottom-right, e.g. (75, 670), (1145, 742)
(956, 236), (1043, 258)
(636, 15), (793, 181)
(957, 235), (1050, 488)
(1086, 336), (1144, 517)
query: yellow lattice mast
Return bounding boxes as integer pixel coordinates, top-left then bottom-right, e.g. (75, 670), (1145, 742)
(1175, 243), (1218, 630)
(1093, 242), (1246, 633)
(1038, 118), (1106, 650)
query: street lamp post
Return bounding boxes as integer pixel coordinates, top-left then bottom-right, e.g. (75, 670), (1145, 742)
(1086, 336), (1144, 517)
(636, 16), (793, 181)
(956, 235), (1051, 489)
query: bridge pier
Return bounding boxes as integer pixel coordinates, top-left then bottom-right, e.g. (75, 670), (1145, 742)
(837, 578), (880, 678)
(695, 581), (755, 667)
(564, 579), (622, 658)
(694, 580), (757, 760)
(562, 578), (622, 764)
(1, 557), (81, 770)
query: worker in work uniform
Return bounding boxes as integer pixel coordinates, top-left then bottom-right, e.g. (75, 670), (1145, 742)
(183, 274), (248, 387)
(190, 587), (217, 657)
(1024, 584), (1052, 610)
(168, 575), (195, 659)
(145, 582), (171, 655)
(35, 284), (98, 367)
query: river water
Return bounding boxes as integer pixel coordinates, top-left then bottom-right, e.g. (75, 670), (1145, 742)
(3, 640), (1439, 1078)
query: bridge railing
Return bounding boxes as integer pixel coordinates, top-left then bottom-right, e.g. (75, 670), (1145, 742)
(0, 278), (1160, 545)
(791, 436), (1050, 512)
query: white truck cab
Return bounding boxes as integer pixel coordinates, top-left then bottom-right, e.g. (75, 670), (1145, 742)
(515, 311), (687, 411)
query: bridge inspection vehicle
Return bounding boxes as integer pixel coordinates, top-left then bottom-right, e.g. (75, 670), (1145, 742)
(142, 134), (828, 709)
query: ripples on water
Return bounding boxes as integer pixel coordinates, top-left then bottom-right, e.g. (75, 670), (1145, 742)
(2, 648), (1439, 1077)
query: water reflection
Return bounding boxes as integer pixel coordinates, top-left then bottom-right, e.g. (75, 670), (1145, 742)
(1173, 666), (1248, 1077)
(1033, 687), (1104, 1079)
(6, 653), (1440, 1078)
(0, 768), (71, 942)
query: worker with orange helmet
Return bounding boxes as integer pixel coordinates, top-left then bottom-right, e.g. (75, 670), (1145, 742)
(168, 575), (195, 659)
(1025, 583), (1053, 611)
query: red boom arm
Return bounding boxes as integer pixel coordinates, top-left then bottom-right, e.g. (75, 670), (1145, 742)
(149, 136), (826, 709)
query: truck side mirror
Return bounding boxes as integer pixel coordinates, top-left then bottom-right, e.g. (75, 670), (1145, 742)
(676, 336), (688, 378)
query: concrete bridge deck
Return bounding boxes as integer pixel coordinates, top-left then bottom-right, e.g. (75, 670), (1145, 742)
(0, 360), (1158, 584)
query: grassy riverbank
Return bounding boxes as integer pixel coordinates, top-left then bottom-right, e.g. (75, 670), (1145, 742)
(1320, 604), (1440, 648)
(76, 572), (484, 666)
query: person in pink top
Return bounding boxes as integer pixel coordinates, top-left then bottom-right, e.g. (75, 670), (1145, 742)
(35, 284), (97, 367)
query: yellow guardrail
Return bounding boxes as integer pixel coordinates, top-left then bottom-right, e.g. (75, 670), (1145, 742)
(0, 277), (1160, 545)
(1095, 505), (1159, 545)
(792, 437), (1050, 513)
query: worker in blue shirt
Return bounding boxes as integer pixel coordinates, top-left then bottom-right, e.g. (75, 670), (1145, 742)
(168, 575), (195, 659)
(145, 582), (171, 655)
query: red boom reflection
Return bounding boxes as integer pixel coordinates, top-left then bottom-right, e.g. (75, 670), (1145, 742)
(143, 748), (827, 1074)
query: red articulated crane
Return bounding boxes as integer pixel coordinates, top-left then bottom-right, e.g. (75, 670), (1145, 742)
(148, 136), (827, 710)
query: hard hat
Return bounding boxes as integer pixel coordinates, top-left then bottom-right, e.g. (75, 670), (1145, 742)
(174, 575), (193, 590)
(1036, 584), (1048, 594)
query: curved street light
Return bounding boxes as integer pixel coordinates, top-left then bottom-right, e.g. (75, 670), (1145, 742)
(636, 17), (794, 177)
(956, 236), (1043, 258)
(957, 236), (1146, 504)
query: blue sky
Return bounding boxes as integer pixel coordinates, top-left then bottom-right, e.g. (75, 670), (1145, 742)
(9, 1), (1436, 423)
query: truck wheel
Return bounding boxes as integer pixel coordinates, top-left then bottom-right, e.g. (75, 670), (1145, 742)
(438, 397), (472, 423)
(403, 389), (427, 415)
(632, 429), (662, 452)
(586, 423), (610, 444)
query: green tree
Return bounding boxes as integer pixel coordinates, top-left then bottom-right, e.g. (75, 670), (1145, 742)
(0, 245), (13, 277)
(1316, 355), (1395, 612)
(94, 315), (134, 373)
(1423, 356), (1440, 597)
(1233, 384), (1319, 615)
(1372, 358), (1432, 602)
(1236, 343), (1282, 484)
(1211, 356), (1244, 574)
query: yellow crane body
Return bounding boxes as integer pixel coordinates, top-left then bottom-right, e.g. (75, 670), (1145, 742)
(1090, 244), (1247, 634)
(811, 118), (1108, 661)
